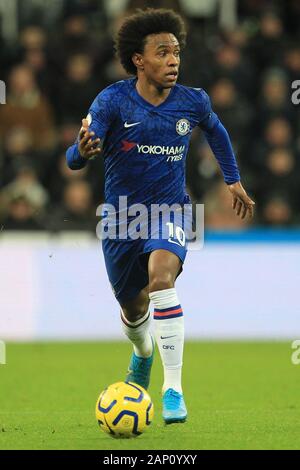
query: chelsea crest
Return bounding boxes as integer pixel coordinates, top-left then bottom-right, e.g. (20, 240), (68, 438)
(176, 118), (190, 136)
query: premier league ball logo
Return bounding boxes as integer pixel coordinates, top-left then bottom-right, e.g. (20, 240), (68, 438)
(176, 119), (190, 136)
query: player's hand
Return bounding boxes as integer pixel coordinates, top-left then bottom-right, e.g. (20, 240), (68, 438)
(78, 118), (101, 160)
(228, 181), (255, 220)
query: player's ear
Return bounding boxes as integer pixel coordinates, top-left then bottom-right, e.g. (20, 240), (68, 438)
(132, 53), (144, 71)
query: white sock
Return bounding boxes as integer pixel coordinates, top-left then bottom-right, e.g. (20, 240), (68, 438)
(121, 308), (153, 358)
(149, 288), (184, 394)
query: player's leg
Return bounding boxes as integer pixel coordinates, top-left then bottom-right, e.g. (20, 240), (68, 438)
(148, 249), (187, 423)
(120, 285), (152, 358)
(102, 238), (154, 389)
(120, 286), (155, 390)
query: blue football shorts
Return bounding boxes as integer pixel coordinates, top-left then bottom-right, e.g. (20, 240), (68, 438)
(102, 206), (195, 303)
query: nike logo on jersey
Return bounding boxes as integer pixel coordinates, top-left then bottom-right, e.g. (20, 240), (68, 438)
(124, 121), (141, 128)
(160, 335), (177, 340)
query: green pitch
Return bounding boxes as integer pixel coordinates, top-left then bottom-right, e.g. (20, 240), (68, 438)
(0, 341), (299, 450)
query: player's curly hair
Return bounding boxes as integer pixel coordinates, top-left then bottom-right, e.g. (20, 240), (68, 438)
(115, 8), (187, 76)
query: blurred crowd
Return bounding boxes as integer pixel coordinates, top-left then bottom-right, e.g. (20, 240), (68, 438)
(0, 0), (300, 232)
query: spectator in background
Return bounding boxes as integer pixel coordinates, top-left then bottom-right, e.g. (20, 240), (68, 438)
(212, 43), (256, 98)
(0, 195), (45, 231)
(29, 121), (82, 195)
(249, 11), (285, 71)
(19, 25), (47, 51)
(260, 195), (295, 227)
(19, 25), (54, 97)
(47, 152), (89, 205)
(57, 53), (100, 123)
(255, 148), (300, 211)
(210, 78), (253, 152)
(0, 165), (48, 213)
(284, 44), (300, 84)
(256, 68), (296, 131)
(0, 127), (35, 186)
(263, 117), (294, 149)
(47, 180), (96, 231)
(0, 64), (56, 151)
(0, 165), (48, 230)
(48, 13), (99, 75)
(250, 117), (295, 170)
(223, 24), (251, 51)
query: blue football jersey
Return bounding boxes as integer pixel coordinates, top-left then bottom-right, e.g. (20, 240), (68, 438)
(66, 78), (241, 298)
(86, 78), (219, 210)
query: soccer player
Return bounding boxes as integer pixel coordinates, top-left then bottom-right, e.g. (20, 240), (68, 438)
(66, 8), (255, 424)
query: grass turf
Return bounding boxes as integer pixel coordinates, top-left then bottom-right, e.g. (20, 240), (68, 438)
(0, 341), (299, 450)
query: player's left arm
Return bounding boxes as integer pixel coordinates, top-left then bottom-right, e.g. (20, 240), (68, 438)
(198, 91), (255, 220)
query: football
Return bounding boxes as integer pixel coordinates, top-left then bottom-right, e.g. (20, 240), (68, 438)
(95, 381), (154, 438)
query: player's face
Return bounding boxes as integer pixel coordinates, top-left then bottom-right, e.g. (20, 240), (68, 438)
(139, 33), (180, 89)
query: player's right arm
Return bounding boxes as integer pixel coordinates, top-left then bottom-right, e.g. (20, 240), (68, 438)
(66, 118), (101, 170)
(66, 86), (116, 170)
(78, 118), (102, 159)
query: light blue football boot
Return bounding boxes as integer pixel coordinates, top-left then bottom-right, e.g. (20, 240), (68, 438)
(162, 388), (187, 424)
(125, 335), (154, 390)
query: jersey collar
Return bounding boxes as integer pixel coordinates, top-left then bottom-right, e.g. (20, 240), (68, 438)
(131, 77), (176, 110)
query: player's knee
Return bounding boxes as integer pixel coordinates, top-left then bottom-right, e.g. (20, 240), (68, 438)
(121, 304), (149, 323)
(149, 274), (174, 293)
